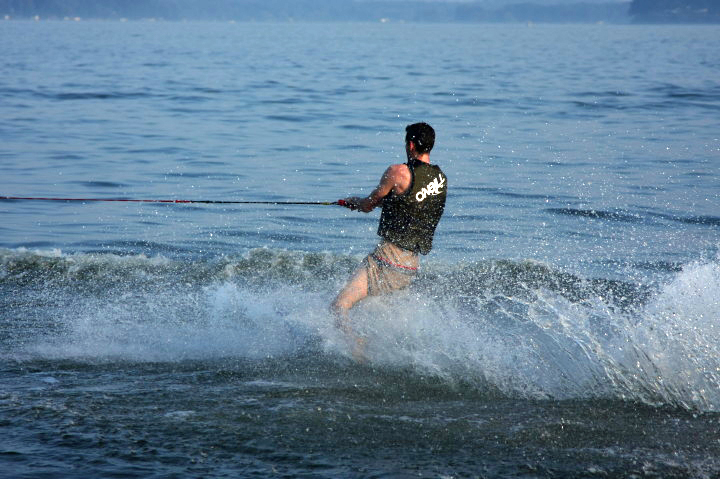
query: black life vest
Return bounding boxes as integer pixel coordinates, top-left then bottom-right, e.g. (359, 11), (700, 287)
(377, 159), (447, 255)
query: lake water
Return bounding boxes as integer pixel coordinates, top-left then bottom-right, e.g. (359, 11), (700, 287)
(1, 20), (719, 478)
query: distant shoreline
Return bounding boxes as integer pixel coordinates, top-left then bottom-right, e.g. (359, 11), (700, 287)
(1, 0), (718, 25)
(4, 17), (720, 25)
(0, 1), (631, 24)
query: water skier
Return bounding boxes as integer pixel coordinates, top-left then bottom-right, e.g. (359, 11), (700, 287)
(332, 122), (447, 357)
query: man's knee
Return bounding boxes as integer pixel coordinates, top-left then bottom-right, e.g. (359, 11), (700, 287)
(332, 296), (350, 312)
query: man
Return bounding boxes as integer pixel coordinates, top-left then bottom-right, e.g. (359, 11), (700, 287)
(332, 122), (447, 350)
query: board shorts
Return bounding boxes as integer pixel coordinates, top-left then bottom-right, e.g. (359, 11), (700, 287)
(364, 240), (419, 296)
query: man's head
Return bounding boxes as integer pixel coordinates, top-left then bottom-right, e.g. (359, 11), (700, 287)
(405, 122), (435, 155)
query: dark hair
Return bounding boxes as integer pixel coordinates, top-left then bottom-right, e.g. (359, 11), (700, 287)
(405, 122), (435, 154)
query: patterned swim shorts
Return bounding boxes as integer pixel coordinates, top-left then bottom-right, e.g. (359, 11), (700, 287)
(364, 240), (419, 296)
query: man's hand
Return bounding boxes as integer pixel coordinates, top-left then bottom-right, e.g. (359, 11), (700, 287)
(339, 196), (362, 211)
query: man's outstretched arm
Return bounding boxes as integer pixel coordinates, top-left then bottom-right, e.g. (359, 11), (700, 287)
(340, 164), (409, 213)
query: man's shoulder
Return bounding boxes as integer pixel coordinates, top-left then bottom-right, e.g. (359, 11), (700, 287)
(384, 163), (411, 178)
(390, 162), (410, 170)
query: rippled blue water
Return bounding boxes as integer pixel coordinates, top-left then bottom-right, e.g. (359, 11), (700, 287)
(1, 20), (719, 478)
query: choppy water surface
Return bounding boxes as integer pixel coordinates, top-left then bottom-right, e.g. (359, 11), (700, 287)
(1, 20), (719, 478)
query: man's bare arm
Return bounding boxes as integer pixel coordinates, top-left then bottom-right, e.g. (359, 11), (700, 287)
(342, 164), (410, 213)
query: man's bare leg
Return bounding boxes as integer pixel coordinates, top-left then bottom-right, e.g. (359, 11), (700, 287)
(331, 266), (370, 360)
